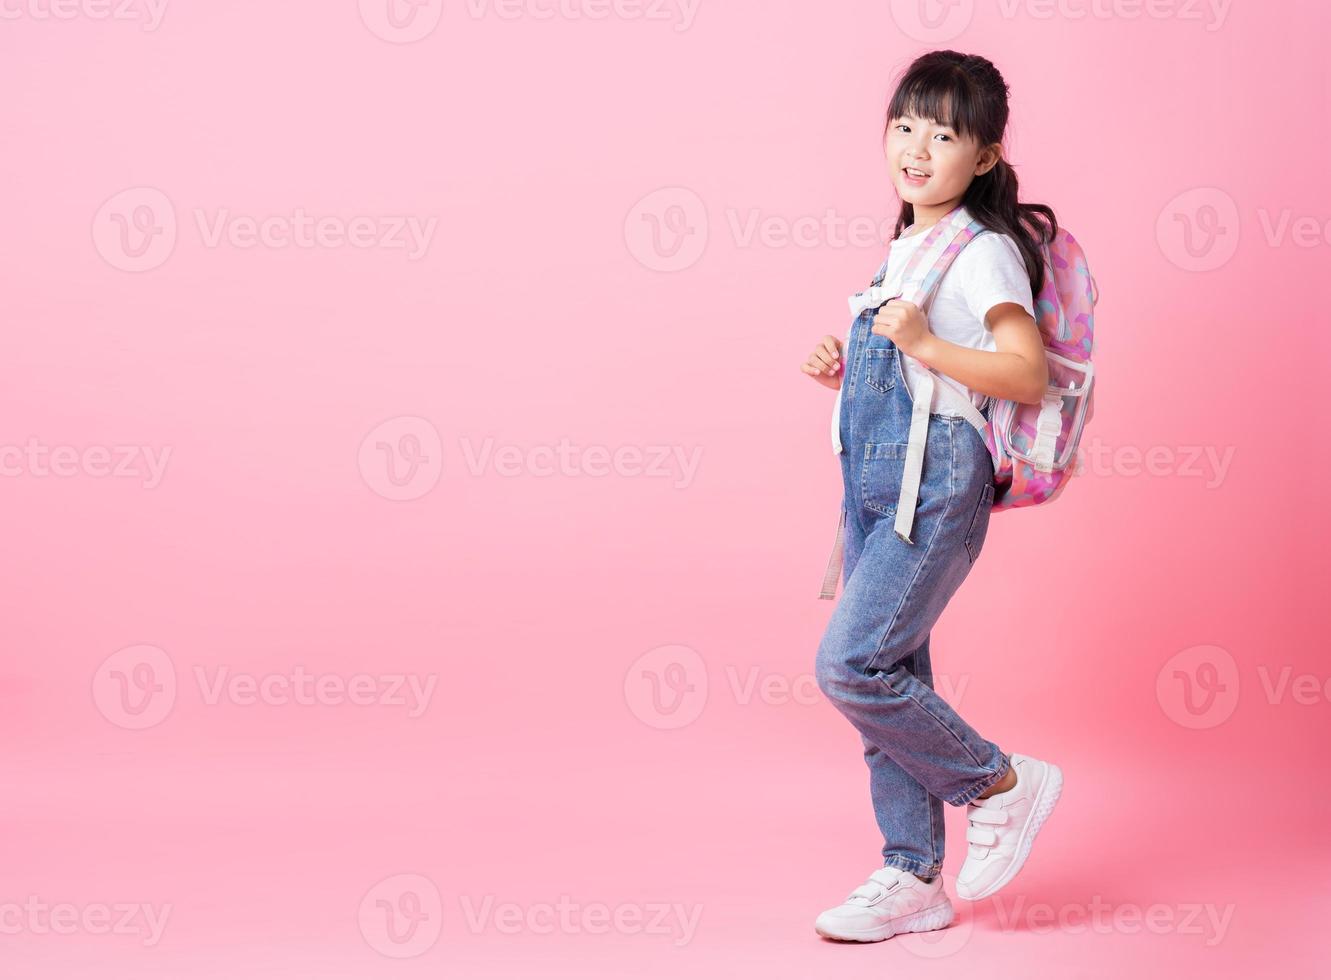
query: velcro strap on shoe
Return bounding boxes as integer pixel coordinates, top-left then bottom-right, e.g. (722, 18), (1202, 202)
(966, 825), (999, 846)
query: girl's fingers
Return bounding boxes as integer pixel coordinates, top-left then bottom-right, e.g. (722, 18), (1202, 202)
(803, 337), (845, 377)
(810, 351), (840, 375)
(801, 361), (831, 377)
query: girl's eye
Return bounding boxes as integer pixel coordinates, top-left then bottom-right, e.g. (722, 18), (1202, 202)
(894, 123), (952, 141)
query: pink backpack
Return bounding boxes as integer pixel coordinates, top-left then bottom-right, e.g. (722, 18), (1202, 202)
(866, 205), (1098, 512)
(987, 217), (1098, 511)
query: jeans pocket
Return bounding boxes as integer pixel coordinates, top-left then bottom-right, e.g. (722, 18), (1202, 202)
(861, 441), (912, 517)
(864, 346), (898, 394)
(963, 481), (996, 563)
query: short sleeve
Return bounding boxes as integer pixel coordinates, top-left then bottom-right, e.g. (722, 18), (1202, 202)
(954, 232), (1035, 328)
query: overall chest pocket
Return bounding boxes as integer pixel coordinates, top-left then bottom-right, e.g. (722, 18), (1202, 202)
(863, 345), (899, 394)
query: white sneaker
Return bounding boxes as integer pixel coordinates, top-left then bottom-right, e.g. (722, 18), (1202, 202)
(814, 866), (954, 942)
(955, 752), (1063, 901)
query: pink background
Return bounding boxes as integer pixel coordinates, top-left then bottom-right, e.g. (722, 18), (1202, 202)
(2, 0), (1328, 976)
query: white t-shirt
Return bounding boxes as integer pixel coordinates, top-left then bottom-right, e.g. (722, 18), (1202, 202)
(831, 227), (1036, 449)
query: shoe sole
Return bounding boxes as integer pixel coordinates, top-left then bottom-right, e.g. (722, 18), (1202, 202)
(959, 761), (1063, 902)
(814, 898), (955, 943)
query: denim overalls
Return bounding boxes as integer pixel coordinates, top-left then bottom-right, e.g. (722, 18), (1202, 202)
(814, 298), (1012, 880)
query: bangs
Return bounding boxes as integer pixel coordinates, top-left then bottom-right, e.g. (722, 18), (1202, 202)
(886, 71), (984, 142)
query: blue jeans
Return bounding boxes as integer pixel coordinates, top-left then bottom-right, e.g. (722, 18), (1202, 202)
(815, 309), (1011, 879)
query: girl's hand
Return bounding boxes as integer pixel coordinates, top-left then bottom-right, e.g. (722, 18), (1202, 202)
(870, 299), (934, 358)
(800, 335), (844, 390)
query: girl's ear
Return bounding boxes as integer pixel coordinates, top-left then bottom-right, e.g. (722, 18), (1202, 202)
(974, 144), (1004, 177)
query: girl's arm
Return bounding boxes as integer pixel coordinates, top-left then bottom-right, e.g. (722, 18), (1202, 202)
(913, 302), (1048, 405)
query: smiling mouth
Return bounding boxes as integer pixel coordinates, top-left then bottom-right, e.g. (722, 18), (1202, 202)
(903, 168), (930, 179)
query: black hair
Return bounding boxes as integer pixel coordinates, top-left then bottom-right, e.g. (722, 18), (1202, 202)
(884, 50), (1057, 296)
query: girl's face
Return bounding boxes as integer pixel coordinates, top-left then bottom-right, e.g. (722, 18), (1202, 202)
(885, 113), (1001, 215)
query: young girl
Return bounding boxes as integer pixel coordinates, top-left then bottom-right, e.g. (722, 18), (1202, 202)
(799, 50), (1064, 943)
